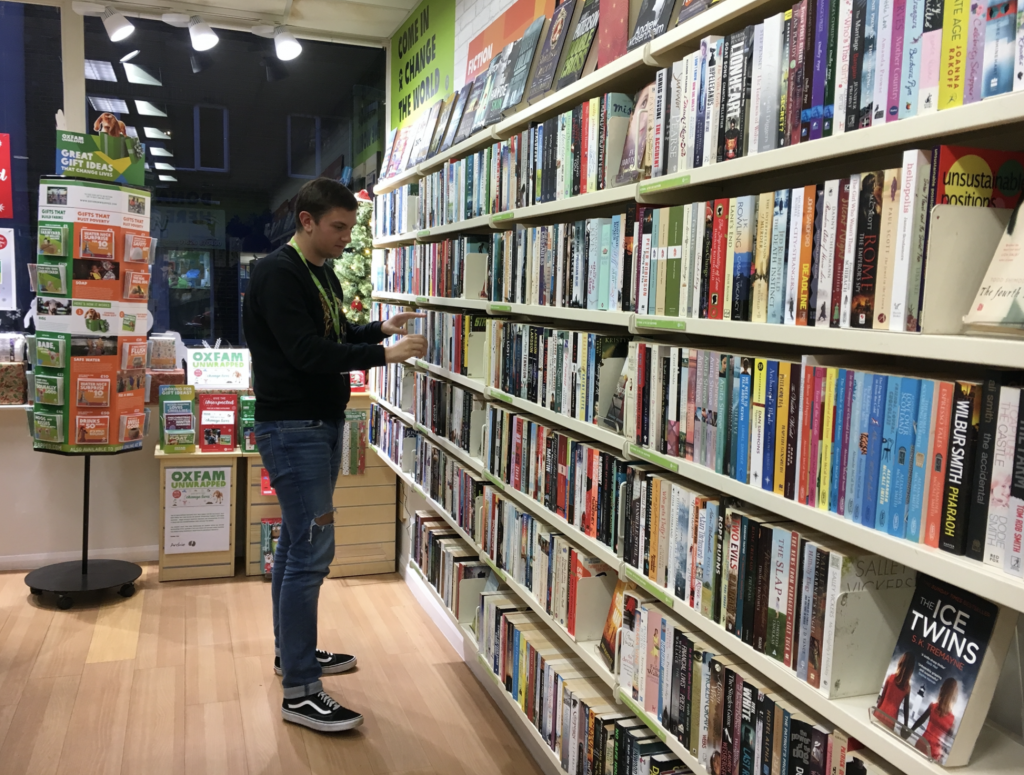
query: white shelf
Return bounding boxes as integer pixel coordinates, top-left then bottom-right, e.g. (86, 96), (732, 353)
(495, 48), (651, 139)
(371, 291), (491, 312)
(372, 231), (418, 248)
(368, 392), (416, 427)
(486, 386), (631, 453)
(417, 126), (501, 177)
(371, 291), (418, 305)
(369, 442), (415, 488)
(413, 359), (488, 394)
(647, 0), (791, 63)
(488, 301), (634, 328)
(373, 166), (422, 196)
(476, 551), (618, 691)
(485, 474), (622, 570)
(637, 91), (1024, 200)
(491, 184), (638, 227)
(618, 689), (706, 775)
(631, 315), (1024, 369)
(624, 441), (1024, 614)
(417, 213), (494, 240)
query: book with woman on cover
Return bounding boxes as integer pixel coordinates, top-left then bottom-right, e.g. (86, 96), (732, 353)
(872, 574), (1016, 766)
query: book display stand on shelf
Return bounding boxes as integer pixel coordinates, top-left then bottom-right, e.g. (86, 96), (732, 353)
(25, 449), (142, 610)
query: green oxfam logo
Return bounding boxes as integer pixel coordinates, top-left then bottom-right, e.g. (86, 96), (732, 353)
(171, 470), (226, 484)
(191, 351), (244, 364)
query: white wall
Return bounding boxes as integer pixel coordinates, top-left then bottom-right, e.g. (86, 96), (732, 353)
(0, 409), (160, 570)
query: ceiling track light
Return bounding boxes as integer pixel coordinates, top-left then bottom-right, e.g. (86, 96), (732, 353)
(274, 26), (302, 61)
(101, 6), (134, 42)
(188, 15), (219, 51)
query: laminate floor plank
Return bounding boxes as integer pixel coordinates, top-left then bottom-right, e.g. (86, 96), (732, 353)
(120, 665), (185, 775)
(0, 568), (549, 775)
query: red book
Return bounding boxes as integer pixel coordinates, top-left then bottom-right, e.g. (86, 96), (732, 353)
(783, 530), (799, 668)
(588, 448), (599, 537)
(809, 367), (825, 505)
(199, 393), (237, 452)
(830, 180), (851, 327)
(798, 365), (815, 505)
(633, 206), (648, 307)
(929, 145), (1024, 208)
(557, 434), (569, 518)
(924, 381), (955, 547)
(598, 0), (629, 68)
(686, 348), (698, 461)
(513, 417), (523, 490)
(708, 199), (730, 320)
(567, 549), (579, 635)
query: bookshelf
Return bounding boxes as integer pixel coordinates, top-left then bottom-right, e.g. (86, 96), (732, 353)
(374, 0), (1024, 771)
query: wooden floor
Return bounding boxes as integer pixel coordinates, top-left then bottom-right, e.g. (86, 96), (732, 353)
(0, 565), (543, 775)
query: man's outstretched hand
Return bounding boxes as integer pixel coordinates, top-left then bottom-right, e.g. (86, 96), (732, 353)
(385, 334), (427, 363)
(381, 311), (426, 336)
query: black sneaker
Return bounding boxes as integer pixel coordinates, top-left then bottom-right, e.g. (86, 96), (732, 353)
(274, 650), (357, 676)
(281, 691), (363, 732)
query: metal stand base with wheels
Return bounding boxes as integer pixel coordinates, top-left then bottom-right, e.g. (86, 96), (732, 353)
(24, 453), (142, 610)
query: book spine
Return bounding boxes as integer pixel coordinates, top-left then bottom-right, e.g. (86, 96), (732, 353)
(872, 0), (896, 125)
(939, 0), (968, 109)
(751, 358), (768, 490)
(709, 200), (729, 320)
(797, 186), (816, 325)
(839, 173), (861, 328)
(906, 380), (936, 541)
(846, 0), (867, 130)
(1006, 390), (1024, 577)
(783, 529), (800, 667)
(964, 0), (986, 103)
(774, 363), (791, 496)
(940, 382), (980, 554)
(763, 361), (779, 491)
(966, 375), (1001, 560)
(751, 24), (765, 155)
(834, 0), (854, 133)
(785, 187), (804, 325)
(823, 0), (841, 136)
(809, 0), (830, 140)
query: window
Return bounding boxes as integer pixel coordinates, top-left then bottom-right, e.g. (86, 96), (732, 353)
(287, 115), (347, 179)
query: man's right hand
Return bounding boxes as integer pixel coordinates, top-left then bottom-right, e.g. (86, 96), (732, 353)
(385, 334), (428, 363)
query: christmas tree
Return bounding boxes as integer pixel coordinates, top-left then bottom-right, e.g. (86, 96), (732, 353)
(332, 190), (373, 325)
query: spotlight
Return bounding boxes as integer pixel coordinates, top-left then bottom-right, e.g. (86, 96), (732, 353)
(190, 52), (214, 74)
(261, 57), (289, 82)
(188, 15), (218, 51)
(101, 7), (134, 42)
(120, 49), (140, 62)
(274, 27), (302, 60)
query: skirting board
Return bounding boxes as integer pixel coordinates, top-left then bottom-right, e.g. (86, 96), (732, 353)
(0, 544), (159, 571)
(401, 561), (464, 657)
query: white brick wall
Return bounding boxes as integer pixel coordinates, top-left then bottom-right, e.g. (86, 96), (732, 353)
(453, 0), (519, 90)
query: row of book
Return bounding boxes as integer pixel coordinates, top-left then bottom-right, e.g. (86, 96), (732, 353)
(484, 403), (630, 554)
(381, 0), (713, 185)
(620, 467), (917, 697)
(412, 510), (490, 622)
(372, 239), (490, 300)
(413, 434), (485, 541)
(481, 487), (618, 640)
(373, 186), (418, 241)
(368, 403), (415, 471)
(659, 0), (1023, 177)
(477, 589), (688, 775)
(413, 371), (487, 460)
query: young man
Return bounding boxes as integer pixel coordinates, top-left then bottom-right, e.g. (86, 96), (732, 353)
(243, 178), (426, 732)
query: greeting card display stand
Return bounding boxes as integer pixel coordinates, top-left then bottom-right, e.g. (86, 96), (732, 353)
(24, 450), (142, 610)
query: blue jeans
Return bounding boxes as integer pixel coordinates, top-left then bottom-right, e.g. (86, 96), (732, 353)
(255, 419), (344, 699)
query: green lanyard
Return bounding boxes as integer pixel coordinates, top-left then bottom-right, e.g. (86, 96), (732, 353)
(289, 237), (341, 340)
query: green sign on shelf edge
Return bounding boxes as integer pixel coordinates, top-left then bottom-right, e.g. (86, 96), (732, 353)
(624, 565), (674, 606)
(628, 444), (679, 473)
(490, 389), (513, 403)
(483, 471), (505, 490)
(417, 230), (430, 238)
(490, 303), (512, 313)
(415, 296), (429, 304)
(639, 174), (690, 194)
(636, 318), (687, 331)
(493, 211), (514, 222)
(618, 692), (666, 741)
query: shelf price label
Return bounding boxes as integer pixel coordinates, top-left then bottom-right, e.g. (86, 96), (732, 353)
(490, 303), (512, 313)
(636, 317), (687, 331)
(624, 565), (674, 606)
(492, 211), (515, 223)
(489, 388), (514, 403)
(483, 471), (505, 490)
(628, 444), (680, 474)
(617, 691), (666, 741)
(417, 229), (430, 238)
(639, 174), (690, 195)
(415, 296), (429, 305)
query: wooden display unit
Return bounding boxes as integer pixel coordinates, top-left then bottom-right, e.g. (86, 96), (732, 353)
(244, 393), (398, 578)
(156, 448), (239, 581)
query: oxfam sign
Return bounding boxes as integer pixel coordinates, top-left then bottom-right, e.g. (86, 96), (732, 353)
(187, 347), (251, 389)
(170, 469), (227, 485)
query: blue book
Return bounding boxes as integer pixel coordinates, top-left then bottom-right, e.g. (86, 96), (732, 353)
(829, 369), (848, 513)
(905, 380), (934, 541)
(796, 541), (816, 680)
(808, 0), (831, 139)
(737, 360), (752, 484)
(763, 361), (779, 491)
(730, 356), (743, 479)
(982, 0), (1017, 98)
(888, 378), (921, 538)
(859, 375), (888, 526)
(734, 515), (748, 636)
(874, 376), (904, 531)
(845, 372), (869, 518)
(512, 628), (521, 697)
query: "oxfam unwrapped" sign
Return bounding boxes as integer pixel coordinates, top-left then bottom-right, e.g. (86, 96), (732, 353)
(187, 348), (251, 389)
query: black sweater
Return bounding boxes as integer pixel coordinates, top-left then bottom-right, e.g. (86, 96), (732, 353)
(242, 243), (387, 421)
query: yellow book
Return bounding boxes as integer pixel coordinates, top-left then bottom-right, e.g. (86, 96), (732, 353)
(773, 362), (791, 496)
(938, 0), (968, 109)
(751, 358), (769, 489)
(818, 367), (838, 510)
(751, 191), (774, 323)
(648, 475), (661, 581)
